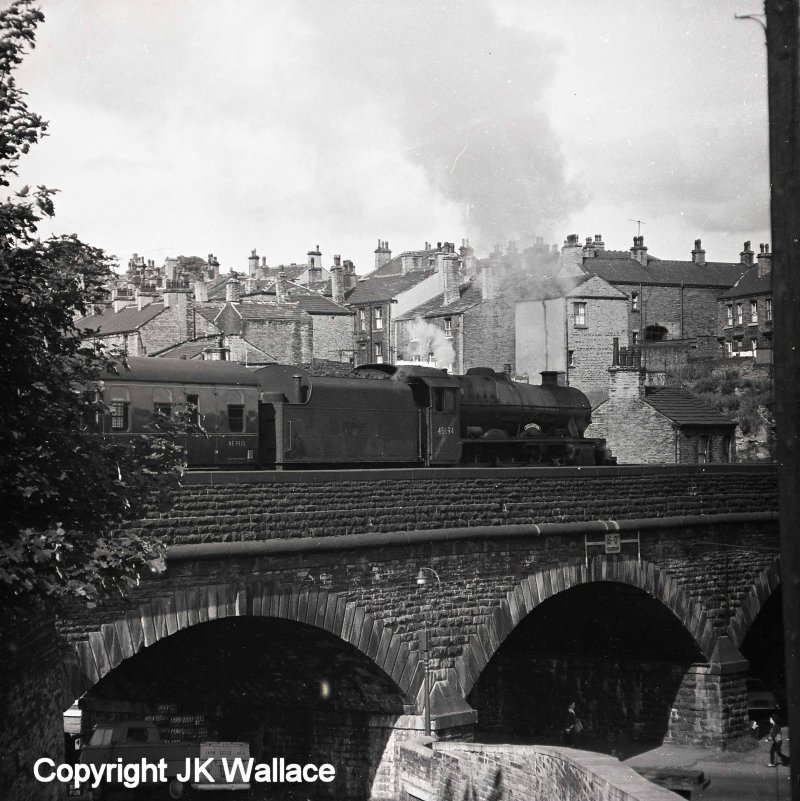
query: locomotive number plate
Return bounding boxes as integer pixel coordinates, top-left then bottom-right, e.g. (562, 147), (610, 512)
(437, 426), (455, 436)
(229, 440), (246, 447)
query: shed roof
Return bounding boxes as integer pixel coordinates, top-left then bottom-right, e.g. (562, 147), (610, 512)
(644, 387), (737, 427)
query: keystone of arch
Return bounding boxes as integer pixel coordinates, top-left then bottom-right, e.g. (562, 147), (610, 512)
(728, 557), (781, 649)
(63, 582), (422, 709)
(454, 558), (715, 697)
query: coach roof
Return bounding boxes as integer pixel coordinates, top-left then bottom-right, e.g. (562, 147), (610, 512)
(102, 357), (259, 386)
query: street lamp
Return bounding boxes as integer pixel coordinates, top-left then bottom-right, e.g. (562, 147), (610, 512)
(415, 567), (441, 737)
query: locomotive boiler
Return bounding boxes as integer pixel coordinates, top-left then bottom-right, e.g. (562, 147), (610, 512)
(91, 358), (613, 468)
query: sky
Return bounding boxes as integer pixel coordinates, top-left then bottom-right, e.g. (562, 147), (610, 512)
(14, 0), (770, 275)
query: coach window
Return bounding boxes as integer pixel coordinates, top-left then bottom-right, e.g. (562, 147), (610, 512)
(227, 405), (245, 433)
(110, 401), (130, 431)
(185, 393), (200, 426)
(153, 387), (173, 420)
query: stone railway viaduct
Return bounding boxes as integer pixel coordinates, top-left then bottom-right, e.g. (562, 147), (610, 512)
(54, 463), (779, 799)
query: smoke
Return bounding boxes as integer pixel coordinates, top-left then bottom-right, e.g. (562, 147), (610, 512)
(302, 1), (584, 253)
(410, 315), (456, 369)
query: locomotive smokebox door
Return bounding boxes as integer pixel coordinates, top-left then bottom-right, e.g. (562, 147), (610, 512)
(413, 375), (462, 466)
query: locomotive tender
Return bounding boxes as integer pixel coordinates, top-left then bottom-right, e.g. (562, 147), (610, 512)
(92, 358), (613, 468)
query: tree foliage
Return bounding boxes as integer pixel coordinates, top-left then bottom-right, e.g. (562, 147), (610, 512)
(0, 1), (184, 608)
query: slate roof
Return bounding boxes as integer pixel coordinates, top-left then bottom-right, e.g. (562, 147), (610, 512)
(205, 274), (236, 301)
(364, 248), (439, 278)
(152, 337), (220, 359)
(76, 304), (165, 335)
(584, 257), (745, 288)
(643, 387), (737, 427)
(195, 301), (310, 325)
(721, 265), (772, 299)
(396, 284), (483, 321)
(244, 282), (351, 315)
(347, 270), (437, 304)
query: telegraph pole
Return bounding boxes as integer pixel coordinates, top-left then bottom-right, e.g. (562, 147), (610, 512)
(764, 2), (800, 799)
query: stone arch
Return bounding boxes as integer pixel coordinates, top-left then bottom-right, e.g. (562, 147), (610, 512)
(455, 558), (712, 696)
(728, 557), (781, 649)
(62, 581), (422, 709)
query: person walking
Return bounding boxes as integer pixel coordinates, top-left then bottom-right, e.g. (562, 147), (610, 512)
(767, 715), (790, 767)
(564, 701), (582, 745)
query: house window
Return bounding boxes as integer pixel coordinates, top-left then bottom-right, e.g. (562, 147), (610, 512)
(766, 298), (773, 321)
(631, 292), (639, 311)
(444, 317), (452, 337)
(574, 302), (587, 327)
(751, 338), (758, 354)
(227, 404), (245, 433)
(568, 350), (575, 367)
(750, 300), (758, 323)
(358, 309), (366, 332)
(735, 303), (743, 325)
(428, 352), (434, 363)
(697, 434), (710, 464)
(725, 304), (733, 326)
(374, 307), (383, 330)
(374, 342), (383, 363)
(725, 341), (733, 356)
(722, 435), (733, 463)
(110, 401), (130, 431)
(631, 331), (639, 346)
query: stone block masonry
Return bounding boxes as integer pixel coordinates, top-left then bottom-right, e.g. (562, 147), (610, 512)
(397, 740), (680, 801)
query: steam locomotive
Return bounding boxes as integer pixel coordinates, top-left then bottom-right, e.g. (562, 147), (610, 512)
(91, 358), (614, 468)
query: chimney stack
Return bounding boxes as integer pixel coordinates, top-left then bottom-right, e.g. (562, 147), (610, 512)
(691, 238), (706, 266)
(248, 249), (259, 277)
(225, 277), (241, 303)
(442, 252), (461, 306)
(757, 242), (772, 278)
(374, 239), (392, 270)
(331, 255), (345, 305)
(740, 241), (755, 267)
(343, 260), (357, 291)
(560, 233), (584, 274)
(276, 265), (288, 303)
(194, 280), (208, 303)
(630, 235), (648, 265)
